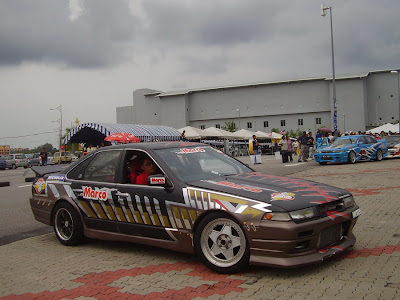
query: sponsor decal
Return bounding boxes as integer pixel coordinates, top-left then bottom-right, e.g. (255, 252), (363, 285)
(33, 178), (46, 194)
(82, 186), (113, 201)
(150, 177), (166, 185)
(176, 148), (206, 154)
(47, 175), (65, 181)
(206, 180), (263, 193)
(271, 192), (295, 201)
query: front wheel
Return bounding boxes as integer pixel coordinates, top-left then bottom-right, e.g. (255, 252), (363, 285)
(375, 149), (383, 161)
(319, 162), (327, 165)
(53, 202), (84, 246)
(195, 213), (249, 273)
(348, 151), (356, 164)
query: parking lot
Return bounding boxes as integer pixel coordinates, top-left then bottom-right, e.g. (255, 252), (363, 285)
(0, 157), (399, 299)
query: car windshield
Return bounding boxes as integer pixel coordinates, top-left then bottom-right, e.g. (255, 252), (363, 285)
(155, 146), (252, 182)
(331, 137), (358, 146)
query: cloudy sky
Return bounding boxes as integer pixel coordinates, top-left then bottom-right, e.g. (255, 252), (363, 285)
(1, 0), (399, 149)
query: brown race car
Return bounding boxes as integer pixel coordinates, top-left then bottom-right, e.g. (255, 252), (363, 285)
(30, 142), (361, 273)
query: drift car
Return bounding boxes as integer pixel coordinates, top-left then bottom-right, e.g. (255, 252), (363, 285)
(30, 142), (360, 273)
(314, 135), (388, 165)
(382, 135), (400, 158)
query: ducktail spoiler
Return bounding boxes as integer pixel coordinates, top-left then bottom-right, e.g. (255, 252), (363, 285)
(31, 165), (68, 177)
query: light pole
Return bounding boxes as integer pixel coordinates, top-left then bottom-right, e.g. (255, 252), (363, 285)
(343, 114), (346, 133)
(236, 109), (241, 130)
(321, 4), (338, 133)
(391, 70), (400, 133)
(50, 105), (62, 149)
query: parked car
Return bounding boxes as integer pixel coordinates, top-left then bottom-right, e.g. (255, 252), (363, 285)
(4, 153), (29, 169)
(0, 156), (6, 170)
(382, 135), (400, 158)
(53, 151), (72, 164)
(47, 154), (54, 165)
(30, 142), (360, 273)
(71, 154), (79, 162)
(314, 135), (388, 165)
(25, 153), (42, 167)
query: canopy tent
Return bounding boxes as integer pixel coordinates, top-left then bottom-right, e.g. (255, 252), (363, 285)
(178, 126), (215, 139)
(265, 131), (283, 139)
(205, 127), (235, 138)
(367, 123), (399, 134)
(230, 129), (257, 140)
(64, 123), (181, 145)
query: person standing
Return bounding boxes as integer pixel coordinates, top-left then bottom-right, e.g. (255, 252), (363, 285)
(307, 132), (315, 160)
(297, 131), (308, 162)
(251, 135), (261, 164)
(40, 147), (48, 166)
(279, 136), (289, 163)
(287, 136), (293, 162)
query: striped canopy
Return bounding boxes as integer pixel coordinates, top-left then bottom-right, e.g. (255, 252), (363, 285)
(64, 123), (181, 145)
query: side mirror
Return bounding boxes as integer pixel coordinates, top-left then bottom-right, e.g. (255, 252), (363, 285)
(147, 174), (172, 188)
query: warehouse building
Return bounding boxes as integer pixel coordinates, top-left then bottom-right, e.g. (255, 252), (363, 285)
(116, 69), (400, 134)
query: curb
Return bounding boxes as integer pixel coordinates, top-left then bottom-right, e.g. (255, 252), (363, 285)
(0, 181), (10, 187)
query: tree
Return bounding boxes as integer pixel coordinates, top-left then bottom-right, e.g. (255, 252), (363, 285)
(222, 121), (237, 133)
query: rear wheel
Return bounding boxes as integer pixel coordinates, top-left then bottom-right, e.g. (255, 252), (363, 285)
(53, 202), (84, 246)
(12, 164), (17, 169)
(348, 151), (356, 164)
(195, 213), (249, 273)
(375, 149), (383, 161)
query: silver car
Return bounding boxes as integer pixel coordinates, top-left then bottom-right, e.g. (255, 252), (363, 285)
(4, 153), (29, 169)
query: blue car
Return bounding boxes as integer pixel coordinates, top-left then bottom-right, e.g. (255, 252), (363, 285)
(314, 135), (388, 165)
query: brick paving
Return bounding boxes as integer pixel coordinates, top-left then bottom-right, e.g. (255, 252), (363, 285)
(0, 159), (399, 299)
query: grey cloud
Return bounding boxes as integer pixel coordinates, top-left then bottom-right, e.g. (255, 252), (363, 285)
(0, 0), (138, 68)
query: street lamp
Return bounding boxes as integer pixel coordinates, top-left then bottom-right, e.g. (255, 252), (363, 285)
(321, 4), (338, 133)
(236, 109), (241, 130)
(50, 105), (62, 149)
(343, 113), (346, 133)
(391, 70), (400, 133)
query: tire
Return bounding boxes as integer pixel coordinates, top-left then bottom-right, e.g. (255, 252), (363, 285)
(53, 202), (84, 246)
(12, 164), (17, 169)
(375, 149), (383, 161)
(319, 162), (327, 165)
(348, 151), (356, 164)
(194, 212), (249, 273)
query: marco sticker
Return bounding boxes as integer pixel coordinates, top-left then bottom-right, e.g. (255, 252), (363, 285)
(271, 192), (295, 201)
(33, 178), (46, 194)
(82, 186), (114, 201)
(176, 148), (206, 154)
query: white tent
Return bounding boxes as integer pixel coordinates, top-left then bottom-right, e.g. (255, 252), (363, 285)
(366, 123), (399, 134)
(266, 132), (283, 139)
(230, 129), (257, 140)
(205, 127), (235, 138)
(178, 126), (215, 139)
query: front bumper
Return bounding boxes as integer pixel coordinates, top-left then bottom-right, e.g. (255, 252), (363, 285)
(314, 152), (348, 163)
(248, 206), (360, 267)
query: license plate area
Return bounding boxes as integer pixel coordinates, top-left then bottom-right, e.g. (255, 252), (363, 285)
(322, 155), (332, 160)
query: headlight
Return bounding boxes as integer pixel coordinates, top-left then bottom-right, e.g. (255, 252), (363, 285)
(289, 207), (317, 221)
(263, 207), (317, 222)
(342, 196), (355, 208)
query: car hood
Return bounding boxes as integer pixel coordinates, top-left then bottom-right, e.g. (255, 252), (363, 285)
(188, 172), (350, 211)
(319, 144), (356, 151)
(31, 165), (68, 177)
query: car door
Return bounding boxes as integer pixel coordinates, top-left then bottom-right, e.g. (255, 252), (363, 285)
(113, 149), (182, 242)
(67, 149), (123, 233)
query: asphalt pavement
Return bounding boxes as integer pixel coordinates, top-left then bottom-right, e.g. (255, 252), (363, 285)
(0, 156), (399, 299)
